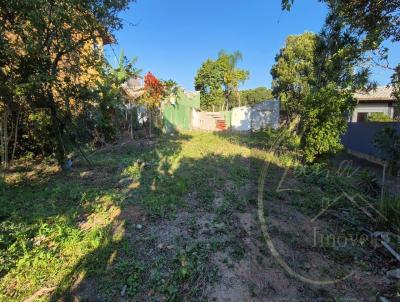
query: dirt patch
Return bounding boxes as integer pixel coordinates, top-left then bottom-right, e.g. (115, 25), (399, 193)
(78, 206), (121, 231)
(74, 167), (116, 186)
(72, 175), (391, 301)
(208, 252), (253, 302)
(5, 162), (59, 185)
(205, 196), (388, 302)
(120, 204), (147, 224)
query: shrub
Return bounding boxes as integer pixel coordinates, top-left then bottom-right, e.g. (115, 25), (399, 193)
(378, 194), (400, 232)
(357, 170), (381, 197)
(374, 126), (400, 175)
(367, 112), (393, 122)
(300, 86), (355, 163)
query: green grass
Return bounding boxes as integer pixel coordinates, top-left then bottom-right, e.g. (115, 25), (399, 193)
(378, 194), (400, 232)
(0, 131), (396, 301)
(0, 132), (274, 301)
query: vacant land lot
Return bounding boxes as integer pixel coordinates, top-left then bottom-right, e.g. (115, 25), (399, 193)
(0, 132), (397, 301)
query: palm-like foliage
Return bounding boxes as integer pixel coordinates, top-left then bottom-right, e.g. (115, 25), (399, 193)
(218, 50), (249, 108)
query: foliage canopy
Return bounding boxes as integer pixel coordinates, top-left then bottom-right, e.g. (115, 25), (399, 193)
(0, 0), (134, 168)
(195, 50), (249, 111)
(239, 87), (273, 106)
(271, 32), (356, 162)
(274, 0), (400, 162)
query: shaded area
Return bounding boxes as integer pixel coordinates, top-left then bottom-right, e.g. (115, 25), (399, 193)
(0, 132), (397, 301)
(341, 122), (400, 159)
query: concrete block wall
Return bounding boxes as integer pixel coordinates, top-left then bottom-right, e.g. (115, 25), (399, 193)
(231, 99), (280, 132)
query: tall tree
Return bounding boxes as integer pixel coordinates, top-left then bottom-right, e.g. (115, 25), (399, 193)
(195, 50), (249, 111)
(271, 32), (318, 119)
(0, 0), (133, 168)
(282, 0), (400, 95)
(194, 58), (226, 111)
(141, 72), (166, 136)
(219, 50), (249, 108)
(275, 0), (400, 162)
(271, 32), (356, 162)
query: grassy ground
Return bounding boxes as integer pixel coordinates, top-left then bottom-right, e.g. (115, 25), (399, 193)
(0, 131), (398, 301)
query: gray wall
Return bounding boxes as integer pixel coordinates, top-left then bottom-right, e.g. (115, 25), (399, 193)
(231, 99), (280, 132)
(341, 122), (400, 159)
(250, 99), (280, 130)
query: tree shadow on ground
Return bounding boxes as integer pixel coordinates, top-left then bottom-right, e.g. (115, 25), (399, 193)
(51, 136), (387, 301)
(0, 132), (393, 301)
(49, 143), (268, 301)
(0, 134), (189, 297)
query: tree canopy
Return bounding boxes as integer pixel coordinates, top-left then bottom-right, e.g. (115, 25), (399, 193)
(194, 50), (249, 111)
(282, 0), (400, 42)
(0, 0), (133, 168)
(271, 32), (356, 162)
(274, 0), (400, 161)
(239, 87), (273, 106)
(282, 0), (400, 95)
(271, 32), (317, 118)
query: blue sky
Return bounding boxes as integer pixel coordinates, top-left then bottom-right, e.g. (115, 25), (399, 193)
(106, 0), (400, 91)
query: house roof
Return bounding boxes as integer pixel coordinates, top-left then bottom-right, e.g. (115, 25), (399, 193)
(354, 86), (395, 102)
(121, 76), (145, 101)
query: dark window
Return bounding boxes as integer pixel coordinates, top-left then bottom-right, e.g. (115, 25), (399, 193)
(357, 112), (368, 122)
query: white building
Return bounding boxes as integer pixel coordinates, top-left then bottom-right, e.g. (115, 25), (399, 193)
(351, 86), (396, 122)
(231, 99), (280, 131)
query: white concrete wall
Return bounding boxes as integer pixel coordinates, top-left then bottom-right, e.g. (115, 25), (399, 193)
(191, 108), (200, 129)
(351, 103), (392, 122)
(250, 100), (280, 130)
(389, 105), (395, 119)
(192, 99), (280, 132)
(232, 100), (279, 131)
(231, 106), (251, 131)
(191, 110), (218, 131)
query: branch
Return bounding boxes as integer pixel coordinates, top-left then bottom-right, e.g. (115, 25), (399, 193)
(369, 54), (395, 71)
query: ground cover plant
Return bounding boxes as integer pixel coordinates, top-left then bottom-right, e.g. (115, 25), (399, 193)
(1, 131), (398, 301)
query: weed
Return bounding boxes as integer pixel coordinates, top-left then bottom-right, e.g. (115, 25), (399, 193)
(0, 131), (387, 301)
(378, 194), (400, 231)
(357, 170), (380, 197)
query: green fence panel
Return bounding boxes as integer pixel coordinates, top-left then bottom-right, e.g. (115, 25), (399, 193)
(163, 103), (192, 132)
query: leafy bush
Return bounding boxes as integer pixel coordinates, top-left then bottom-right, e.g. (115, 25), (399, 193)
(374, 126), (400, 175)
(357, 170), (380, 197)
(378, 194), (400, 231)
(300, 86), (356, 162)
(367, 112), (393, 122)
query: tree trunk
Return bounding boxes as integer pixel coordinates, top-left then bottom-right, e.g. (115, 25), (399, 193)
(148, 111), (152, 138)
(236, 89), (241, 107)
(1, 110), (9, 169)
(49, 95), (66, 170)
(11, 112), (19, 163)
(224, 89), (230, 111)
(129, 110), (133, 139)
(0, 113), (4, 167)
